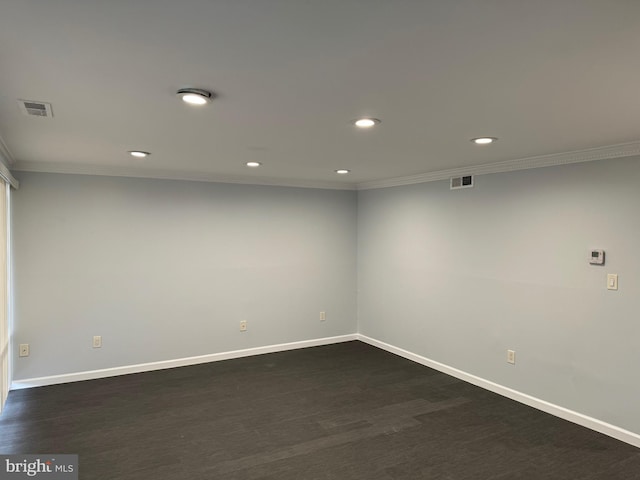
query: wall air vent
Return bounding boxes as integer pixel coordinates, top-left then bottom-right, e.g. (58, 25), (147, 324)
(18, 99), (53, 118)
(450, 175), (474, 190)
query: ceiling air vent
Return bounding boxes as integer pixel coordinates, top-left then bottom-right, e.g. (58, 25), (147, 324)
(18, 99), (53, 118)
(450, 175), (474, 190)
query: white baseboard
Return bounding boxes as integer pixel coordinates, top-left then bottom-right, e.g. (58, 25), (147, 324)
(10, 333), (640, 449)
(357, 334), (640, 449)
(11, 334), (358, 390)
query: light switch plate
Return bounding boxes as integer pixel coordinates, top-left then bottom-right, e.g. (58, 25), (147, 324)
(607, 274), (618, 290)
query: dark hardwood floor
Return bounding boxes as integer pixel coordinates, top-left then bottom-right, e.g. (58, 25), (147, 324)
(1, 341), (638, 479)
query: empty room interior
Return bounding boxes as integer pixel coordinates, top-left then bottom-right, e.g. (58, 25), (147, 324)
(1, 1), (639, 478)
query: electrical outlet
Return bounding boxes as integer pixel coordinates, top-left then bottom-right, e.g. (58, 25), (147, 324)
(507, 349), (516, 365)
(93, 336), (102, 348)
(240, 320), (247, 332)
(19, 344), (29, 357)
(320, 311), (326, 321)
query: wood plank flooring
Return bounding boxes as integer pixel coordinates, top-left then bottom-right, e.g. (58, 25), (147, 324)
(1, 341), (638, 479)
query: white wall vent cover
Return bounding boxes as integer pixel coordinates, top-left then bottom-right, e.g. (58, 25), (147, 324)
(18, 100), (53, 118)
(450, 175), (474, 189)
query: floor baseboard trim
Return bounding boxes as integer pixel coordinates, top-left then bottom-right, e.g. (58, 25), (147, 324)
(11, 334), (358, 390)
(357, 334), (640, 449)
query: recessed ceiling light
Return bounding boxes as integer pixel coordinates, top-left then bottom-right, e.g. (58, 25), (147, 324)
(353, 118), (381, 128)
(335, 169), (351, 175)
(471, 137), (498, 145)
(128, 150), (150, 158)
(176, 88), (214, 105)
(246, 162), (262, 168)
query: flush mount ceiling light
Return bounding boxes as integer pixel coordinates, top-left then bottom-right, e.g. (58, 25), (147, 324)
(335, 169), (351, 175)
(246, 161), (262, 168)
(176, 88), (214, 105)
(471, 137), (498, 145)
(352, 118), (381, 128)
(128, 150), (150, 158)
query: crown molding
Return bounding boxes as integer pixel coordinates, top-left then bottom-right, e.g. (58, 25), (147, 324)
(356, 141), (640, 190)
(11, 141), (640, 192)
(11, 161), (357, 191)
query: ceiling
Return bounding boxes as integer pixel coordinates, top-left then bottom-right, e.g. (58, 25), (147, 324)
(1, 1), (639, 189)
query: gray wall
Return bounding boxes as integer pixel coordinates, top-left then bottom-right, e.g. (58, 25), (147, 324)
(11, 158), (640, 434)
(358, 156), (640, 434)
(12, 172), (357, 379)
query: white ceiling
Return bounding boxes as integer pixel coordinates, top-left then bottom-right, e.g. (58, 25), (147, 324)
(1, 1), (639, 189)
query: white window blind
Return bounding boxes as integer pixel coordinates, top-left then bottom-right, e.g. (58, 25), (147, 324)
(0, 179), (8, 413)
